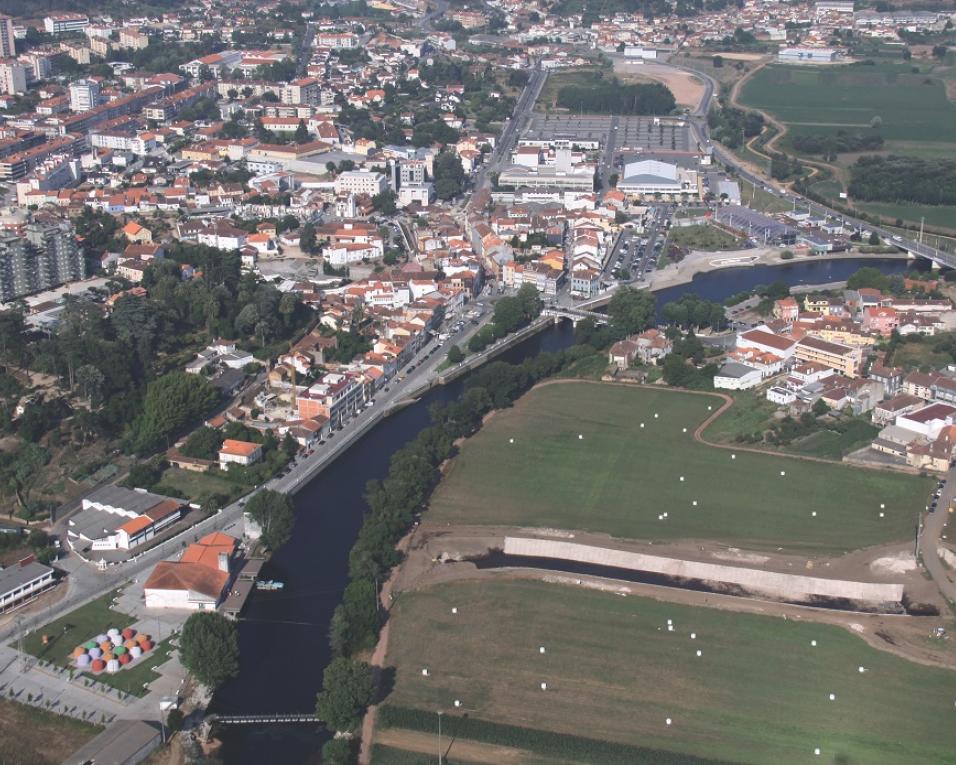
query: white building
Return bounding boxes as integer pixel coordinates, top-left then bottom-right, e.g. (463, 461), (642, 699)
(778, 47), (840, 64)
(143, 532), (237, 611)
(334, 170), (387, 196)
(398, 182), (435, 208)
(218, 439), (263, 470)
(618, 159), (698, 197)
(0, 15), (16, 58)
(0, 61), (27, 95)
(69, 79), (101, 112)
(714, 362), (763, 390)
(44, 13), (89, 34)
(0, 559), (55, 614)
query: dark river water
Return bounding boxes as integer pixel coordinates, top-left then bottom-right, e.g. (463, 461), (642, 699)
(213, 257), (926, 763)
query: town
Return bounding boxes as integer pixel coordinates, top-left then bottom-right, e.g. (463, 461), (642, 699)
(0, 0), (951, 762)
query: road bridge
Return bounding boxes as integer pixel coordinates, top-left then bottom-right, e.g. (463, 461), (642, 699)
(542, 306), (608, 325)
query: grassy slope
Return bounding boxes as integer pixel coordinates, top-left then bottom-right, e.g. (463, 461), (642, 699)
(383, 579), (956, 765)
(668, 224), (744, 251)
(428, 383), (932, 554)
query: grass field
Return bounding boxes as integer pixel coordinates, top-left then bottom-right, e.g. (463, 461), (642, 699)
(155, 466), (243, 504)
(0, 696), (101, 765)
(80, 636), (174, 698)
(428, 383), (932, 553)
(667, 224), (744, 251)
(736, 177), (792, 213)
(381, 579), (956, 765)
(856, 201), (956, 233)
(536, 67), (607, 110)
(739, 63), (956, 147)
(20, 591), (131, 666)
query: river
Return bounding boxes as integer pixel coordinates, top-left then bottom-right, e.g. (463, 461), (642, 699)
(212, 257), (927, 763)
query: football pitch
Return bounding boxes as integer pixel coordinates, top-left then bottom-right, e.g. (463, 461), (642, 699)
(380, 579), (956, 765)
(428, 382), (932, 554)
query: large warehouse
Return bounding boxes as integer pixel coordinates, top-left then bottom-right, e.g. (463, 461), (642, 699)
(617, 159), (699, 198)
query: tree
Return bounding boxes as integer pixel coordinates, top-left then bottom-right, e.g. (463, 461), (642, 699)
(932, 45), (948, 60)
(713, 54), (724, 68)
(166, 709), (185, 732)
(181, 426), (223, 459)
(294, 119), (310, 143)
(321, 738), (355, 765)
(868, 231), (881, 246)
(847, 266), (888, 291)
(244, 489), (295, 550)
(75, 364), (105, 408)
(315, 658), (374, 732)
(812, 398), (829, 416)
(300, 222), (317, 254)
(180, 613), (239, 690)
(126, 373), (220, 455)
(372, 189), (397, 215)
(607, 287), (655, 337)
(433, 151), (465, 200)
(447, 345), (464, 364)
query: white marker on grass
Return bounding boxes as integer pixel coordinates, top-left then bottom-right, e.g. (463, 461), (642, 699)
(539, 646), (546, 654)
(829, 693), (836, 701)
(540, 682), (547, 691)
(811, 640), (817, 647)
(665, 718), (672, 726)
(696, 649), (702, 657)
(454, 699), (461, 708)
(451, 607), (458, 614)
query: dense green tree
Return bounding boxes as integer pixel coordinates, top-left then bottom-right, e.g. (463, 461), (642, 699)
(245, 489), (295, 550)
(126, 373), (220, 454)
(447, 345), (464, 364)
(180, 612), (239, 690)
(180, 426), (223, 460)
(847, 266), (889, 291)
(607, 287), (655, 337)
(329, 577), (380, 656)
(315, 658), (374, 732)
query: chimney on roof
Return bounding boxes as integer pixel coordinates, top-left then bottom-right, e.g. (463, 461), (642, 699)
(218, 552), (229, 572)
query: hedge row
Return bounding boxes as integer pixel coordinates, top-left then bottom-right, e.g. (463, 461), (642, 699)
(377, 706), (738, 765)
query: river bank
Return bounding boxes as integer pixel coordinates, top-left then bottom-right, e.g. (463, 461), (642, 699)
(647, 246), (912, 293)
(211, 256), (927, 765)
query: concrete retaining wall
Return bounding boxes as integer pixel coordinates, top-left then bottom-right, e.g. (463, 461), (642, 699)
(503, 537), (904, 604)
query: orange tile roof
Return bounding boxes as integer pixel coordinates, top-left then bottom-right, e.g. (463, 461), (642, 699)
(118, 515), (152, 537)
(219, 439), (261, 457)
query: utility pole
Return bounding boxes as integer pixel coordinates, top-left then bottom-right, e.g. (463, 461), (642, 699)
(919, 216), (925, 245)
(437, 710), (443, 765)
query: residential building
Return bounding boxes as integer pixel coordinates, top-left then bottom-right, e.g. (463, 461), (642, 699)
(0, 217), (85, 301)
(69, 79), (101, 113)
(218, 439), (263, 470)
(0, 15), (16, 58)
(0, 60), (26, 95)
(794, 336), (862, 377)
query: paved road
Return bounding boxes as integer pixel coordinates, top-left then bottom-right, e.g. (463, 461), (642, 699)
(662, 61), (953, 268)
(918, 470), (956, 605)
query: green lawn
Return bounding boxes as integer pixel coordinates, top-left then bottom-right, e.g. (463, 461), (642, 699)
(668, 224), (745, 251)
(736, 178), (792, 213)
(739, 63), (956, 146)
(701, 390), (777, 442)
(19, 591), (132, 666)
(428, 383), (932, 554)
(382, 579), (956, 765)
(154, 466), (243, 504)
(537, 67), (607, 109)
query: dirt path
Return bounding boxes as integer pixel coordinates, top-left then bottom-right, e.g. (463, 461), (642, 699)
(359, 525), (420, 765)
(727, 61), (841, 187)
(375, 727), (536, 764)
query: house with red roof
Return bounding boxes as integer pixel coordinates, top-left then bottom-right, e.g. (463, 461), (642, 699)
(143, 532), (238, 610)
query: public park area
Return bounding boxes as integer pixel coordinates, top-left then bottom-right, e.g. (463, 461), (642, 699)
(376, 579), (956, 765)
(427, 382), (932, 555)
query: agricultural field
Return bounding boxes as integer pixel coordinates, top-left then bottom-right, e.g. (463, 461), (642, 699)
(427, 382), (932, 554)
(379, 579), (956, 765)
(667, 224), (745, 251)
(739, 63), (956, 149)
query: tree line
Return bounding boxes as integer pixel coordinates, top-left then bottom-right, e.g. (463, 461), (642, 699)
(848, 155), (956, 206)
(791, 130), (883, 161)
(556, 80), (676, 115)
